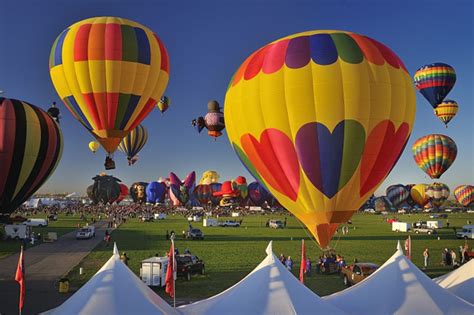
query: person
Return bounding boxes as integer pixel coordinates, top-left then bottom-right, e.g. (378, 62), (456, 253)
(441, 248), (447, 266)
(316, 256), (323, 274)
(279, 254), (286, 265)
(184, 248), (191, 255)
(423, 248), (429, 269)
(446, 219), (450, 228)
(450, 249), (457, 267)
(120, 252), (129, 266)
(284, 217), (287, 228)
(305, 257), (312, 276)
(104, 230), (111, 246)
(285, 256), (293, 271)
(445, 248), (452, 266)
(265, 219), (270, 227)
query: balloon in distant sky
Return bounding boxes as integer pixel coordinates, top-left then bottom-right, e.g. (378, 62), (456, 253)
(157, 96), (170, 114)
(434, 100), (458, 127)
(454, 185), (474, 207)
(192, 117), (206, 133)
(414, 63), (456, 108)
(204, 100), (225, 139)
(49, 16), (169, 169)
(426, 182), (450, 208)
(412, 134), (457, 179)
(118, 124), (148, 166)
(225, 30), (416, 247)
(0, 98), (63, 216)
(386, 185), (409, 207)
(89, 141), (100, 153)
(410, 184), (429, 207)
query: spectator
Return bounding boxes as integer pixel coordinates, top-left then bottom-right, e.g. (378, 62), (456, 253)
(450, 249), (457, 267)
(284, 217), (287, 228)
(445, 248), (452, 266)
(120, 252), (129, 266)
(279, 254), (286, 265)
(305, 257), (312, 276)
(423, 248), (429, 269)
(285, 256), (293, 271)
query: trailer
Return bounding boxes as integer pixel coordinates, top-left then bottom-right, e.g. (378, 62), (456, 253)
(427, 221), (443, 229)
(392, 222), (411, 232)
(4, 224), (32, 240)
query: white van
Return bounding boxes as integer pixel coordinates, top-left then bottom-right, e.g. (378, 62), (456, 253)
(456, 225), (474, 240)
(392, 222), (411, 232)
(23, 218), (48, 227)
(4, 224), (32, 240)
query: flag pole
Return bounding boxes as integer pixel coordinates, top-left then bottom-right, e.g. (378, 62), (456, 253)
(172, 238), (176, 308)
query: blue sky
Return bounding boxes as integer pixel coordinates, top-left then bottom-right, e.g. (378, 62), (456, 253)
(0, 0), (472, 195)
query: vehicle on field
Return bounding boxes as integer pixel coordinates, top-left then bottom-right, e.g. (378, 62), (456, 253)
(141, 215), (153, 222)
(430, 214), (448, 219)
(3, 224), (32, 240)
(364, 209), (376, 213)
(47, 214), (58, 221)
(23, 218), (48, 227)
(269, 220), (284, 229)
(218, 220), (241, 227)
(154, 213), (166, 220)
(413, 221), (427, 228)
(392, 222), (411, 232)
(456, 225), (474, 240)
(186, 228), (204, 240)
(76, 226), (95, 239)
(413, 226), (437, 235)
(341, 263), (379, 286)
(176, 254), (205, 280)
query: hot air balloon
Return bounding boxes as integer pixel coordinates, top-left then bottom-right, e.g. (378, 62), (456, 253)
(209, 183), (223, 206)
(157, 96), (170, 114)
(225, 30), (416, 247)
(146, 181), (166, 204)
(412, 134), (457, 179)
(204, 100), (225, 139)
(88, 174), (122, 204)
(47, 101), (61, 124)
(233, 176), (248, 200)
(410, 184), (429, 207)
(192, 117), (206, 133)
(130, 182), (148, 204)
(118, 124), (148, 165)
(426, 183), (450, 208)
(454, 185), (474, 207)
(89, 141), (100, 153)
(414, 63), (456, 108)
(199, 170), (220, 185)
(194, 184), (212, 205)
(374, 196), (393, 212)
(404, 184), (416, 206)
(386, 185), (409, 207)
(0, 98), (63, 218)
(248, 181), (270, 207)
(49, 17), (169, 170)
(434, 100), (458, 127)
(169, 172), (196, 206)
(115, 184), (129, 203)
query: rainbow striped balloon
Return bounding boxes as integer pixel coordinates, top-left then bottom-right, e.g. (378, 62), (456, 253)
(434, 100), (458, 127)
(49, 17), (169, 155)
(412, 134), (457, 179)
(454, 185), (474, 206)
(0, 98), (63, 215)
(414, 63), (456, 108)
(118, 124), (148, 165)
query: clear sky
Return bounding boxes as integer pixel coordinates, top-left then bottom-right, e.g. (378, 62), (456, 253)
(0, 0), (472, 196)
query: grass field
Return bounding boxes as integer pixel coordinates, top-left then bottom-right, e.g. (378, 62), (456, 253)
(66, 212), (474, 300)
(0, 214), (85, 259)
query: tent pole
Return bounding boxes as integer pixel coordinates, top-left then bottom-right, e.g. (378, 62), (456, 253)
(173, 239), (176, 308)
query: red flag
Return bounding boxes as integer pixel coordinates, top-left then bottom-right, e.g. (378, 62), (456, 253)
(299, 239), (306, 283)
(165, 240), (175, 298)
(15, 246), (25, 312)
(405, 236), (411, 260)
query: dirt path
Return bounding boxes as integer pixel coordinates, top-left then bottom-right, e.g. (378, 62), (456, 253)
(0, 221), (111, 315)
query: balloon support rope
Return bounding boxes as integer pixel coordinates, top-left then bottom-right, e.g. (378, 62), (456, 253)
(295, 218), (320, 248)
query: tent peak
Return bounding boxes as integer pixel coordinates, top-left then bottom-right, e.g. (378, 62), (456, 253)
(113, 242), (119, 256)
(265, 241), (273, 256)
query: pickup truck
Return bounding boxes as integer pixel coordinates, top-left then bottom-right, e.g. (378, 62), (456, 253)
(341, 263), (379, 286)
(176, 254), (205, 280)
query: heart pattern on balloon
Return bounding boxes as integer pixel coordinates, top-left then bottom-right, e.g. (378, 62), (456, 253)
(295, 120), (365, 198)
(240, 129), (300, 201)
(359, 120), (410, 196)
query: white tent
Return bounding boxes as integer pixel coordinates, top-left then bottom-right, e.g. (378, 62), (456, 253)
(44, 244), (178, 315)
(325, 242), (474, 315)
(434, 259), (474, 304)
(178, 241), (348, 315)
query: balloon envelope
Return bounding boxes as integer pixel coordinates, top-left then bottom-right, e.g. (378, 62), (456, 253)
(412, 134), (457, 179)
(454, 185), (474, 207)
(49, 16), (169, 154)
(225, 30), (415, 247)
(426, 183), (450, 208)
(89, 141), (100, 153)
(146, 181), (166, 204)
(414, 63), (456, 108)
(410, 184), (429, 207)
(118, 124), (148, 164)
(157, 96), (170, 113)
(386, 185), (409, 207)
(434, 100), (458, 127)
(0, 98), (63, 215)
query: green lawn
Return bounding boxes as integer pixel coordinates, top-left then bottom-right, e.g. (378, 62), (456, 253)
(0, 214), (85, 259)
(67, 212), (473, 300)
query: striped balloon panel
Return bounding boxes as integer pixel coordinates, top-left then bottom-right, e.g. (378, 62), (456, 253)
(49, 17), (169, 146)
(454, 185), (474, 206)
(413, 63), (456, 107)
(118, 124), (148, 159)
(434, 100), (458, 126)
(0, 98), (63, 214)
(386, 184), (409, 207)
(426, 183), (450, 207)
(412, 134), (457, 179)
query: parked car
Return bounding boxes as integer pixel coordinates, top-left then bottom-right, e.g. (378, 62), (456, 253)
(269, 220), (284, 229)
(186, 228), (204, 240)
(341, 263), (379, 286)
(76, 226), (95, 239)
(413, 227), (437, 235)
(23, 218), (48, 227)
(176, 254), (205, 280)
(218, 220), (241, 227)
(413, 221), (427, 228)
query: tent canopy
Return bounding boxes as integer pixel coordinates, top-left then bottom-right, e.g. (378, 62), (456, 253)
(178, 241), (348, 315)
(44, 243), (177, 315)
(325, 241), (474, 315)
(434, 259), (474, 304)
